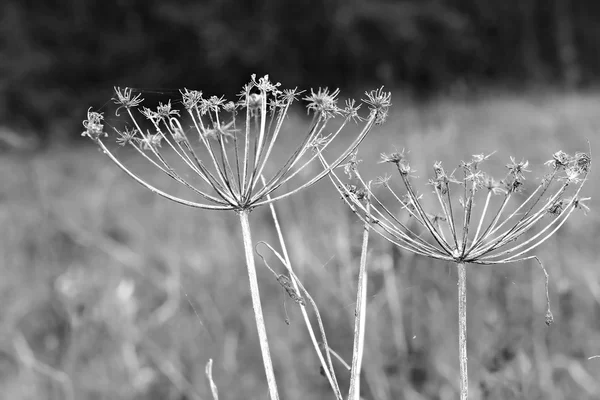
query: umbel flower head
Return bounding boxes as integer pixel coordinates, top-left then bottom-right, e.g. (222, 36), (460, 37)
(82, 75), (391, 212)
(327, 148), (591, 265)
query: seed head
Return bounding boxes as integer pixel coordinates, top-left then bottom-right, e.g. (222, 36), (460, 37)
(81, 108), (107, 140)
(304, 88), (340, 119)
(363, 86), (392, 125)
(83, 75), (390, 212)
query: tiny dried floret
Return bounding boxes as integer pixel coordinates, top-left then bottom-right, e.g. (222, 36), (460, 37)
(169, 124), (187, 144)
(341, 99), (363, 123)
(400, 192), (421, 213)
(309, 134), (333, 151)
(561, 167), (584, 184)
(506, 156), (530, 180)
(545, 150), (571, 170)
(380, 149), (407, 165)
(340, 153), (362, 178)
(363, 87), (392, 125)
(397, 159), (414, 176)
(280, 88), (304, 104)
(571, 196), (591, 214)
(156, 100), (180, 119)
(572, 152), (591, 173)
(433, 161), (446, 178)
(82, 108), (107, 139)
(304, 87), (340, 119)
(112, 87), (144, 114)
(115, 126), (138, 146)
(181, 89), (204, 110)
(467, 152), (495, 171)
(547, 199), (565, 216)
(501, 175), (525, 193)
(204, 120), (237, 141)
(482, 174), (507, 195)
(251, 74), (281, 94)
(140, 107), (160, 122)
(465, 169), (485, 187)
(341, 184), (367, 201)
(202, 95), (227, 114)
(223, 101), (237, 113)
(373, 174), (392, 186)
(247, 93), (264, 115)
(138, 133), (162, 150)
(268, 97), (286, 113)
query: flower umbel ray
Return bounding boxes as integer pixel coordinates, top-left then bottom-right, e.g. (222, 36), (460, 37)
(82, 75), (391, 212)
(325, 149), (591, 264)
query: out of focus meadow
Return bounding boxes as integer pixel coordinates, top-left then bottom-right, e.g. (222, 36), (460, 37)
(2, 1), (600, 399)
(2, 91), (600, 399)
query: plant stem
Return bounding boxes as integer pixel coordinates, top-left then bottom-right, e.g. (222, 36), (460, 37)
(239, 210), (279, 400)
(457, 262), (468, 400)
(348, 204), (371, 400)
(265, 196), (342, 399)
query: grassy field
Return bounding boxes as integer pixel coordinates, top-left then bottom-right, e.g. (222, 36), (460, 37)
(1, 90), (599, 400)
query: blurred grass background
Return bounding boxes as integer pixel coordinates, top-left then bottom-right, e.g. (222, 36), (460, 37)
(3, 0), (600, 398)
(1, 90), (599, 399)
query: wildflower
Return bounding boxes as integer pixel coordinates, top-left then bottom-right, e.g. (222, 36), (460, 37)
(81, 108), (107, 139)
(84, 76), (389, 212)
(83, 75), (390, 400)
(115, 126), (138, 146)
(545, 150), (570, 170)
(481, 174), (507, 195)
(362, 86), (392, 125)
(322, 148), (590, 400)
(571, 196), (591, 214)
(181, 89), (203, 110)
(380, 151), (406, 164)
(340, 152), (362, 178)
(156, 100), (180, 119)
(113, 87), (143, 115)
(304, 88), (340, 119)
(341, 99), (363, 123)
(506, 156), (531, 180)
(137, 133), (162, 150)
(84, 75), (390, 210)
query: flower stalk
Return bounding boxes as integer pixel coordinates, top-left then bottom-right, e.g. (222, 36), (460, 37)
(81, 75), (391, 399)
(348, 200), (371, 400)
(239, 210), (279, 400)
(324, 147), (591, 399)
(457, 262), (468, 400)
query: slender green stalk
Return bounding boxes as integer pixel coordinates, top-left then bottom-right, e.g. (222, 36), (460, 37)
(348, 202), (371, 400)
(457, 262), (468, 400)
(238, 210), (279, 400)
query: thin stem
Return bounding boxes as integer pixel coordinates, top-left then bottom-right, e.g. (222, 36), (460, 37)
(238, 210), (280, 400)
(457, 262), (468, 400)
(262, 176), (342, 399)
(348, 201), (371, 400)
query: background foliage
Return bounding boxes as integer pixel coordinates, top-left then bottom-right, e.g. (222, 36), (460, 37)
(1, 0), (599, 139)
(2, 2), (600, 399)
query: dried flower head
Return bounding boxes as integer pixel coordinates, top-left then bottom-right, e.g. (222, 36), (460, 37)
(82, 75), (391, 212)
(324, 148), (591, 266)
(304, 88), (341, 119)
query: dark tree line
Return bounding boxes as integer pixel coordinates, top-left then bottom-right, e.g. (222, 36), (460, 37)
(1, 0), (598, 140)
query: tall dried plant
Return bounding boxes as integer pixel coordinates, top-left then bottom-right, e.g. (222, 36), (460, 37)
(81, 75), (391, 400)
(323, 147), (591, 399)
